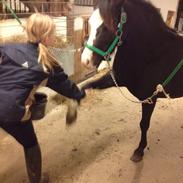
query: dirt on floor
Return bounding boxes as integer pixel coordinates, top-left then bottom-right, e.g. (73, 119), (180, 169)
(0, 87), (183, 183)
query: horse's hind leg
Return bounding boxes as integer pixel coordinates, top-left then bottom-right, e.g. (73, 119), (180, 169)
(131, 100), (157, 162)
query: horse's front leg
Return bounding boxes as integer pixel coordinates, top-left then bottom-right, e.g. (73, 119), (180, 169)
(131, 100), (157, 162)
(80, 71), (115, 90)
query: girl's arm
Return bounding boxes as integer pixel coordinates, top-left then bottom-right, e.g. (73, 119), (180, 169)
(46, 65), (85, 102)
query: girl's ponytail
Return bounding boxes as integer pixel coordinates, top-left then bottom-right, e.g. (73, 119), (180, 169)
(38, 43), (58, 72)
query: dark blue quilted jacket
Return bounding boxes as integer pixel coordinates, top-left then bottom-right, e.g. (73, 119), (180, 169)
(0, 42), (84, 122)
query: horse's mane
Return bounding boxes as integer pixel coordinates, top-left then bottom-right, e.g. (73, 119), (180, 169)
(97, 0), (176, 35)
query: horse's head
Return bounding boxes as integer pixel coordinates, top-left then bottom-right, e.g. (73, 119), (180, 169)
(81, 0), (167, 69)
(81, 1), (124, 68)
(81, 0), (126, 68)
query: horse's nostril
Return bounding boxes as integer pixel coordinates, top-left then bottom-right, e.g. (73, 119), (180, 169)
(81, 50), (92, 67)
(86, 59), (90, 66)
(81, 58), (91, 68)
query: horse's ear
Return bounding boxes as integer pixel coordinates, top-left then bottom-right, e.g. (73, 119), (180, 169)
(99, 0), (125, 32)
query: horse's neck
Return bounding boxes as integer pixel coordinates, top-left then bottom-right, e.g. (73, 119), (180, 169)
(113, 29), (183, 79)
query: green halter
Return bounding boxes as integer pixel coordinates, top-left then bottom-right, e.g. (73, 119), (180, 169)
(0, 0), (22, 26)
(85, 10), (127, 61)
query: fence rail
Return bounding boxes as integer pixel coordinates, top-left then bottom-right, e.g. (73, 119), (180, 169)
(0, 0), (94, 82)
(74, 0), (96, 6)
(0, 1), (73, 18)
(1, 0), (29, 14)
(0, 0), (96, 18)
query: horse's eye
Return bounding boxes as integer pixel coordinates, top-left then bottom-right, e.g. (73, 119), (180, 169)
(96, 24), (106, 37)
(96, 28), (101, 37)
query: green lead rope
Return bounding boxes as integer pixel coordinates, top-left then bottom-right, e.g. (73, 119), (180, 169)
(0, 0), (22, 26)
(162, 58), (183, 87)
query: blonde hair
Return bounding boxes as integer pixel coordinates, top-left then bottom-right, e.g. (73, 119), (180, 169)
(25, 13), (58, 71)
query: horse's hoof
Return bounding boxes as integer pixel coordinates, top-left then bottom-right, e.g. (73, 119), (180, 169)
(41, 172), (49, 183)
(130, 153), (143, 162)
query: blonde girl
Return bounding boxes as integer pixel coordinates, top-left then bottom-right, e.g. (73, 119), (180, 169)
(0, 13), (85, 183)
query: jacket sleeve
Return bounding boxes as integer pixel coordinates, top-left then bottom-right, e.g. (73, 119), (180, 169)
(46, 65), (85, 101)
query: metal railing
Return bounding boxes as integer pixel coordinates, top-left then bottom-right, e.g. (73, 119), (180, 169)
(74, 0), (96, 6)
(0, 0), (95, 81)
(0, 1), (75, 18)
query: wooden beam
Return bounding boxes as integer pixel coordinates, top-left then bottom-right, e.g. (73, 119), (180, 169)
(0, 2), (3, 13)
(175, 0), (183, 29)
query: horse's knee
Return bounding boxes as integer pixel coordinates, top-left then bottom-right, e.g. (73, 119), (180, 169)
(140, 121), (149, 131)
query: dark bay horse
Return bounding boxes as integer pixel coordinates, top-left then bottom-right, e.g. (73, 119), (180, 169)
(81, 0), (183, 162)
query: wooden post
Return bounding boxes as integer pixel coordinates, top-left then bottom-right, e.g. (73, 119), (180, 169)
(166, 10), (175, 28)
(67, 15), (74, 43)
(73, 16), (85, 82)
(66, 2), (96, 82)
(175, 0), (183, 30)
(0, 2), (3, 14)
(93, 0), (97, 9)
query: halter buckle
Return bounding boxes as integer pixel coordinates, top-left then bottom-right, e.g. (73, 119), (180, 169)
(144, 98), (153, 104)
(117, 40), (123, 46)
(104, 54), (111, 61)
